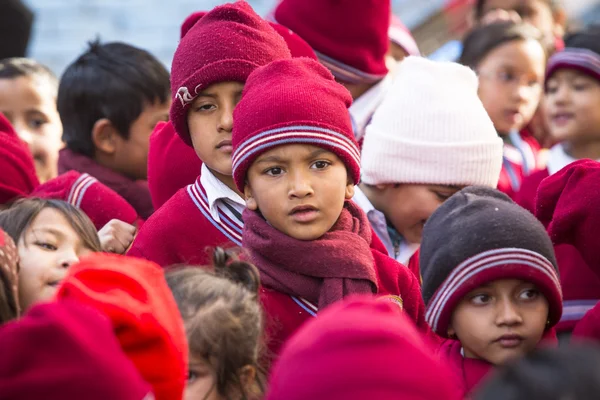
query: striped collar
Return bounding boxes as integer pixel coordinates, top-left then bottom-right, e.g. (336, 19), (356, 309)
(199, 164), (245, 224)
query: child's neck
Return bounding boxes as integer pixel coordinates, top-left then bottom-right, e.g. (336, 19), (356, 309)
(563, 139), (600, 161)
(208, 167), (244, 197)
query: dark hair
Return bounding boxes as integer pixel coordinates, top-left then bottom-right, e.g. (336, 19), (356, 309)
(166, 248), (264, 400)
(563, 25), (600, 56)
(0, 57), (58, 95)
(459, 21), (546, 69)
(474, 0), (562, 20)
(0, 231), (18, 325)
(58, 39), (170, 157)
(0, 198), (101, 252)
(475, 344), (600, 400)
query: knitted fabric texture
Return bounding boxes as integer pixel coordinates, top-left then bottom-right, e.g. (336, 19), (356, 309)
(361, 56), (503, 187)
(420, 186), (562, 337)
(545, 27), (600, 83)
(232, 57), (359, 191)
(170, 1), (291, 146)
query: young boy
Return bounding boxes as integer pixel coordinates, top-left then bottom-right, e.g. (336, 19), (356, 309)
(127, 1), (291, 266)
(0, 58), (62, 183)
(420, 186), (563, 396)
(517, 27), (600, 214)
(356, 56), (503, 272)
(232, 57), (427, 355)
(57, 40), (170, 219)
(272, 0), (393, 141)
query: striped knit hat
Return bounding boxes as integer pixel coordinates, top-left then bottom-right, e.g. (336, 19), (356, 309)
(273, 0), (389, 84)
(232, 58), (359, 191)
(546, 27), (600, 84)
(420, 186), (562, 337)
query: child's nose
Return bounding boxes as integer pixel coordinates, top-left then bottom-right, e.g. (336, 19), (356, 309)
(288, 171), (313, 199)
(59, 253), (80, 269)
(217, 109), (233, 133)
(495, 297), (523, 327)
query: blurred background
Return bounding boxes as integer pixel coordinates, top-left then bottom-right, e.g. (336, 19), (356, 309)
(19, 0), (600, 75)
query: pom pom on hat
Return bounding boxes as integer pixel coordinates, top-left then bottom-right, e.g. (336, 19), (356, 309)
(232, 57), (359, 191)
(170, 1), (291, 146)
(269, 22), (318, 60)
(180, 11), (206, 39)
(361, 56), (503, 188)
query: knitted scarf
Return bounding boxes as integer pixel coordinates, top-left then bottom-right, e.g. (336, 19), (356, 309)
(242, 201), (378, 309)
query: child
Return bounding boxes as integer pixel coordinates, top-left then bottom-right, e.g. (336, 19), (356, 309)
(57, 40), (170, 219)
(166, 248), (264, 400)
(0, 198), (101, 312)
(128, 1), (291, 266)
(272, 0), (393, 141)
(266, 296), (461, 400)
(357, 56), (503, 271)
(56, 253), (188, 400)
(420, 186), (562, 396)
(534, 160), (600, 334)
(232, 57), (427, 354)
(517, 27), (600, 214)
(460, 21), (547, 199)
(0, 301), (153, 400)
(0, 229), (19, 324)
(0, 113), (39, 206)
(475, 345), (600, 400)
(0, 58), (62, 183)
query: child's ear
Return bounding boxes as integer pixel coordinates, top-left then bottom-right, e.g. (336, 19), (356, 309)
(345, 181), (355, 200)
(91, 118), (119, 155)
(239, 365), (257, 392)
(552, 8), (567, 39)
(244, 184), (258, 211)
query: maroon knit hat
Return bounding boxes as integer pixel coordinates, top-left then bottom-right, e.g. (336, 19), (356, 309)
(180, 11), (206, 39)
(269, 22), (317, 60)
(273, 0), (390, 84)
(232, 58), (360, 191)
(266, 296), (461, 400)
(170, 1), (291, 146)
(0, 301), (153, 400)
(32, 171), (140, 230)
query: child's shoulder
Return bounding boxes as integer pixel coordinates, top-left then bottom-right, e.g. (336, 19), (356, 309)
(515, 168), (550, 214)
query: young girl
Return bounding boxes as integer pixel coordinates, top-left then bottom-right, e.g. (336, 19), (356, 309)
(0, 58), (62, 183)
(420, 186), (562, 396)
(460, 21), (547, 199)
(0, 198), (101, 312)
(166, 248), (264, 400)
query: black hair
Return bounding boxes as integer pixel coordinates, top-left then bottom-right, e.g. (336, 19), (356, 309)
(459, 21), (546, 69)
(166, 248), (264, 400)
(475, 344), (600, 400)
(0, 57), (58, 95)
(58, 39), (170, 157)
(563, 25), (600, 56)
(474, 0), (562, 20)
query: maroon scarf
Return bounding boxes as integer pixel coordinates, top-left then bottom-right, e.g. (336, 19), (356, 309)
(58, 149), (154, 219)
(243, 201), (378, 309)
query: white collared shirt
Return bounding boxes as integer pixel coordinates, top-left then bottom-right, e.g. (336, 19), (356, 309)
(352, 186), (419, 265)
(199, 163), (245, 223)
(546, 143), (580, 175)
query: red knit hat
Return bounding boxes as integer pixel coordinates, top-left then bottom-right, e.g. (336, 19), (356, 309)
(273, 0), (390, 84)
(266, 296), (461, 400)
(0, 301), (153, 400)
(232, 58), (359, 191)
(55, 253), (188, 400)
(535, 159), (600, 273)
(0, 115), (40, 205)
(269, 22), (317, 60)
(180, 11), (206, 39)
(170, 1), (291, 146)
(32, 171), (140, 230)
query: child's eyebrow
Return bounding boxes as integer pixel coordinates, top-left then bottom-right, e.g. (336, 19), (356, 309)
(195, 92), (217, 99)
(306, 148), (330, 159)
(255, 155), (285, 164)
(31, 227), (65, 239)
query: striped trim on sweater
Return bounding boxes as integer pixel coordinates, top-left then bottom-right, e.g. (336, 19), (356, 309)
(67, 173), (97, 208)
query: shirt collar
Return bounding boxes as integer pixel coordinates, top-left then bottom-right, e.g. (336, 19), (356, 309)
(547, 143), (578, 175)
(199, 164), (245, 221)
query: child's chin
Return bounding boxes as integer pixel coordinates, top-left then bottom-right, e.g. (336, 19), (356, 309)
(284, 226), (328, 241)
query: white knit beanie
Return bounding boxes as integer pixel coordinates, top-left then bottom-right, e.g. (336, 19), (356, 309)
(361, 56), (503, 187)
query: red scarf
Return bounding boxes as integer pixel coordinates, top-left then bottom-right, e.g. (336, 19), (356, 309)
(243, 201), (378, 309)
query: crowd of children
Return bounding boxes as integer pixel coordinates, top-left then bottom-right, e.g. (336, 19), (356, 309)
(1, 0), (600, 398)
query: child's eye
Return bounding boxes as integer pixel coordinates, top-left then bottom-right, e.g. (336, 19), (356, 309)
(545, 84), (558, 95)
(35, 241), (57, 251)
(187, 371), (198, 383)
(497, 71), (515, 83)
(573, 82), (591, 91)
(519, 288), (539, 301)
(194, 104), (216, 112)
(471, 294), (491, 305)
(434, 191), (451, 202)
(28, 118), (47, 130)
(311, 160), (331, 170)
(265, 167), (283, 176)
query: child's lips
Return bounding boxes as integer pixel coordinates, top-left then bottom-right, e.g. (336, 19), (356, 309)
(216, 140), (233, 153)
(494, 334), (524, 348)
(551, 112), (575, 127)
(289, 205), (319, 223)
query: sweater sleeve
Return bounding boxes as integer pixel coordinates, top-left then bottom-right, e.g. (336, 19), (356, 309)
(127, 209), (177, 268)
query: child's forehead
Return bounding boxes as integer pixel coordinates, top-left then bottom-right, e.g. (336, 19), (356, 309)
(253, 143), (339, 163)
(195, 81), (244, 98)
(470, 278), (538, 291)
(0, 75), (56, 104)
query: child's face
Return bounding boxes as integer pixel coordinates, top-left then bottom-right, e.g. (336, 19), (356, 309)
(477, 39), (546, 135)
(0, 76), (63, 183)
(187, 81), (244, 179)
(449, 279), (549, 365)
(185, 354), (221, 400)
(369, 183), (463, 244)
(245, 144), (354, 241)
(544, 69), (600, 143)
(18, 208), (94, 311)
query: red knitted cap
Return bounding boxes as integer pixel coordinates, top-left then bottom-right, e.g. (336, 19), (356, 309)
(0, 301), (153, 400)
(180, 11), (206, 39)
(267, 296), (461, 400)
(269, 22), (318, 60)
(232, 58), (359, 191)
(170, 1), (291, 146)
(32, 171), (140, 230)
(56, 253), (188, 400)
(273, 0), (390, 83)
(0, 115), (40, 204)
